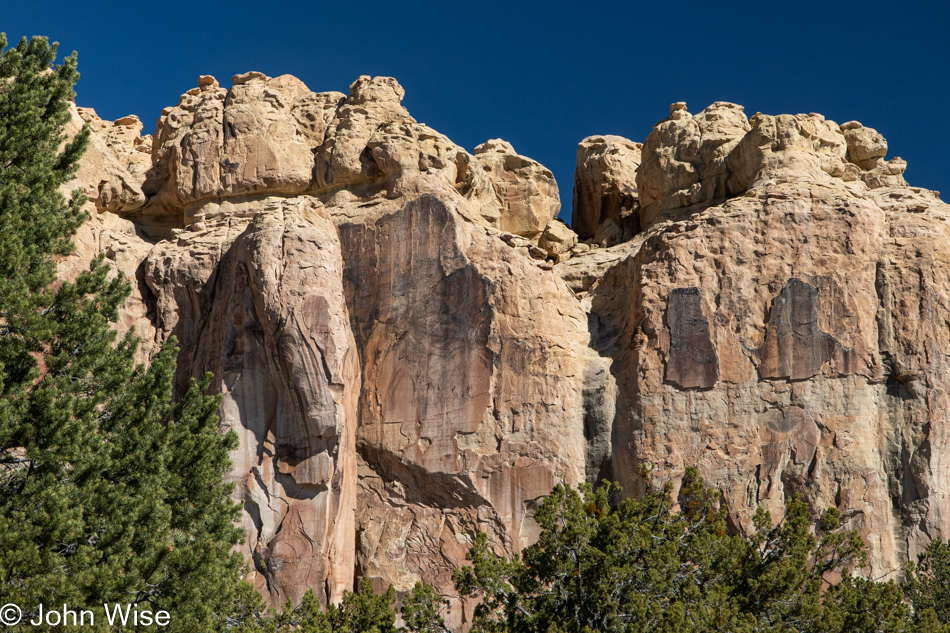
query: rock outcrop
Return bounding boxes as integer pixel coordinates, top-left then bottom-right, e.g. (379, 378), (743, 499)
(68, 73), (589, 628)
(67, 74), (950, 630)
(58, 103), (158, 363)
(563, 101), (950, 577)
(572, 135), (641, 239)
(472, 139), (560, 236)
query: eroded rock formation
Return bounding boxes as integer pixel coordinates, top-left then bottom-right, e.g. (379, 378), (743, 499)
(572, 134), (641, 239)
(66, 73), (590, 629)
(66, 74), (950, 630)
(563, 101), (950, 577)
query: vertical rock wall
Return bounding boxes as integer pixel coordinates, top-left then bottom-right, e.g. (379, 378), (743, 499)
(70, 73), (591, 625)
(67, 75), (950, 629)
(563, 102), (950, 577)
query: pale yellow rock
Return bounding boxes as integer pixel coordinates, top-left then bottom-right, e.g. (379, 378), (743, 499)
(539, 219), (578, 258)
(473, 138), (560, 236)
(572, 135), (641, 238)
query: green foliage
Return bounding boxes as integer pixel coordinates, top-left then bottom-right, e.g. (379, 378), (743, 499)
(0, 34), (244, 631)
(454, 468), (935, 633)
(401, 581), (450, 633)
(332, 577), (399, 633)
(227, 579), (448, 633)
(905, 539), (950, 631)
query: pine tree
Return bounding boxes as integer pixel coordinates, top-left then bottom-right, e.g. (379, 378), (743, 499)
(225, 580), (448, 633)
(905, 538), (950, 632)
(454, 469), (924, 633)
(400, 582), (450, 633)
(0, 34), (245, 632)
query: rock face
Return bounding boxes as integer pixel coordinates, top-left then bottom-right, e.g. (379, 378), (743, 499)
(472, 139), (561, 236)
(339, 194), (591, 626)
(68, 74), (950, 630)
(665, 287), (718, 390)
(70, 73), (589, 628)
(147, 196), (360, 606)
(572, 135), (641, 239)
(564, 101), (950, 577)
(58, 103), (158, 363)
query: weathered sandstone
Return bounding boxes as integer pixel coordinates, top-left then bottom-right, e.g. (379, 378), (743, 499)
(58, 103), (158, 363)
(69, 74), (591, 627)
(472, 139), (561, 237)
(66, 73), (950, 630)
(572, 135), (641, 239)
(564, 102), (950, 577)
(166, 198), (359, 606)
(338, 193), (591, 628)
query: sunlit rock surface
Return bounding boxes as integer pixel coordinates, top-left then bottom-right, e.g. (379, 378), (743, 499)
(67, 78), (950, 630)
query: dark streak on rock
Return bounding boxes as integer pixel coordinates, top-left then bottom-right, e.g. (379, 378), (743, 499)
(756, 278), (839, 381)
(665, 287), (719, 389)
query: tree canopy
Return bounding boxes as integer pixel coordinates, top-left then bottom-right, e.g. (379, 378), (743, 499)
(453, 469), (950, 633)
(0, 33), (245, 632)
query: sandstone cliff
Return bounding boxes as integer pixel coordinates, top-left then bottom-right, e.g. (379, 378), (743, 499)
(565, 102), (950, 577)
(64, 75), (950, 629)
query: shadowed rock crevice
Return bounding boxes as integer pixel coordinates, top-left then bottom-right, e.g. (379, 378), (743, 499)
(357, 443), (491, 511)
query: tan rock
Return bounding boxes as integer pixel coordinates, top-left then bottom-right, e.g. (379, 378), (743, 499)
(66, 71), (950, 629)
(473, 139), (560, 236)
(58, 103), (157, 363)
(128, 73), (560, 242)
(67, 104), (151, 215)
(77, 73), (580, 624)
(593, 217), (623, 247)
(337, 194), (592, 622)
(726, 112), (850, 191)
(572, 101), (950, 581)
(146, 197), (358, 606)
(538, 219), (578, 258)
(841, 121), (887, 168)
(637, 101), (750, 229)
(572, 135), (641, 238)
(313, 75), (411, 190)
(142, 73), (319, 216)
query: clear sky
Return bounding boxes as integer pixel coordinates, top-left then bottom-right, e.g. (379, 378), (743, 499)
(3, 0), (948, 224)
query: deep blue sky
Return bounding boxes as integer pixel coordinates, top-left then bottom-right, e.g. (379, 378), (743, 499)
(4, 1), (948, 224)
